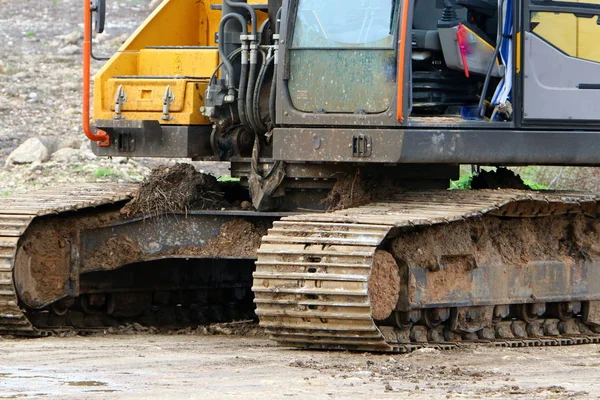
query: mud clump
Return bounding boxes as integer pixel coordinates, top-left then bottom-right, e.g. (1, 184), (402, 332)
(122, 164), (227, 217)
(391, 213), (600, 270)
(325, 170), (401, 211)
(83, 234), (142, 273)
(369, 250), (401, 321)
(471, 167), (529, 190)
(170, 218), (268, 259)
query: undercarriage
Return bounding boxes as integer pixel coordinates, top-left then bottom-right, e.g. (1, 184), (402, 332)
(3, 182), (600, 354)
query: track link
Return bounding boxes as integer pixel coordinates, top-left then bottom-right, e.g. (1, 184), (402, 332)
(253, 190), (600, 352)
(0, 184), (135, 335)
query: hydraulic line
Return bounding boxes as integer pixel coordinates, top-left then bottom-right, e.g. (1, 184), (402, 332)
(253, 54), (274, 133)
(269, 7), (283, 130)
(217, 13), (248, 90)
(245, 49), (262, 133)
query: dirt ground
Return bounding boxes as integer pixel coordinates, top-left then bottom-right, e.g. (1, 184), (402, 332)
(0, 335), (598, 399)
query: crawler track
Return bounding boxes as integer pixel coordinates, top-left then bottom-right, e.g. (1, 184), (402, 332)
(0, 184), (136, 336)
(254, 190), (600, 352)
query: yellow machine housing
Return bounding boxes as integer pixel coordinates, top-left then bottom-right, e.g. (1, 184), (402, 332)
(93, 0), (268, 125)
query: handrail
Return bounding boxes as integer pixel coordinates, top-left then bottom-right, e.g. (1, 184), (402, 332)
(83, 0), (110, 147)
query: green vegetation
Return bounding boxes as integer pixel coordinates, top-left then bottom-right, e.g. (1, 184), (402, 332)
(449, 174), (473, 190)
(94, 168), (117, 178)
(217, 176), (240, 183)
(1, 190), (12, 197)
(25, 31), (35, 38)
(450, 168), (548, 191)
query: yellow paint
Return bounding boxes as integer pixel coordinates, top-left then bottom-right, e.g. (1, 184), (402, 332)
(515, 31), (521, 73)
(138, 48), (220, 77)
(94, 80), (211, 125)
(93, 0), (268, 125)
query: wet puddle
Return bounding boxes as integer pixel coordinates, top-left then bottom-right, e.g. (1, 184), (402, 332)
(67, 381), (108, 387)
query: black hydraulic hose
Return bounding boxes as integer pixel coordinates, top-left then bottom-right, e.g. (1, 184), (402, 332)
(268, 7), (283, 130)
(245, 56), (260, 133)
(477, 0), (505, 118)
(253, 55), (274, 133)
(209, 47), (243, 85)
(218, 13), (248, 89)
(269, 66), (277, 130)
(238, 58), (250, 128)
(223, 0), (257, 35)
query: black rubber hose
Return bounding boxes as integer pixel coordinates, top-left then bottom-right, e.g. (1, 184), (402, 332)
(218, 14), (248, 89)
(253, 55), (274, 133)
(269, 65), (277, 130)
(245, 59), (260, 133)
(238, 58), (250, 128)
(209, 47), (243, 86)
(223, 0), (257, 35)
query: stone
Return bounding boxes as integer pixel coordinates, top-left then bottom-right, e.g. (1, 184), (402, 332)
(60, 31), (82, 45)
(149, 0), (162, 11)
(107, 33), (130, 47)
(80, 141), (97, 161)
(61, 82), (80, 91)
(111, 157), (128, 164)
(51, 148), (81, 163)
(7, 138), (50, 165)
(57, 45), (80, 56)
(56, 137), (81, 151)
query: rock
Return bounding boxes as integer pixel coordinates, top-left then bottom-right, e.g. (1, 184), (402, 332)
(7, 138), (50, 165)
(56, 137), (81, 151)
(80, 141), (97, 161)
(51, 148), (81, 163)
(57, 45), (80, 56)
(60, 31), (82, 45)
(132, 322), (147, 332)
(111, 157), (128, 164)
(107, 33), (129, 47)
(12, 72), (27, 79)
(149, 0), (162, 10)
(63, 108), (81, 115)
(61, 82), (80, 91)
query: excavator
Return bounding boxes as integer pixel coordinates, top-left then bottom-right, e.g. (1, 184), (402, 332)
(2, 0), (600, 352)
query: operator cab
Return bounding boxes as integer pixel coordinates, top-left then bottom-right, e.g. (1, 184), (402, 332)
(281, 0), (512, 128)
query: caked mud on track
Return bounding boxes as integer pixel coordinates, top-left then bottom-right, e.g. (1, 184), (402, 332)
(0, 183), (281, 335)
(5, 184), (600, 355)
(254, 190), (600, 353)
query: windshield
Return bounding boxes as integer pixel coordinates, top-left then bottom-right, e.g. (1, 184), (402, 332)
(292, 0), (398, 49)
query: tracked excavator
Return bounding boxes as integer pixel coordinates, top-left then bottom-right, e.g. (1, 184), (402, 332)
(3, 0), (600, 352)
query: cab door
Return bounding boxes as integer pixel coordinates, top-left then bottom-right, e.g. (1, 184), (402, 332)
(522, 0), (600, 123)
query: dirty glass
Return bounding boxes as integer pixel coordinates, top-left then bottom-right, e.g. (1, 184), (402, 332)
(288, 0), (399, 114)
(292, 0), (398, 49)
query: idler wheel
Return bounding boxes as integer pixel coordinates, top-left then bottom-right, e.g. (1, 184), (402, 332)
(368, 250), (400, 321)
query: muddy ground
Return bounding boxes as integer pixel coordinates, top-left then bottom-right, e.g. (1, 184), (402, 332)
(1, 335), (599, 399)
